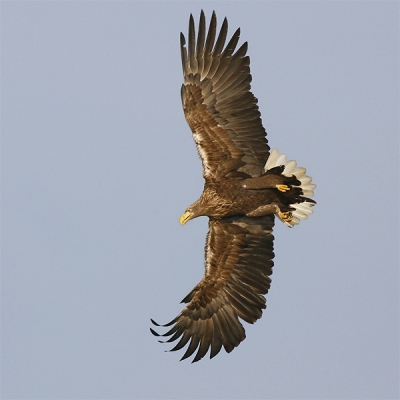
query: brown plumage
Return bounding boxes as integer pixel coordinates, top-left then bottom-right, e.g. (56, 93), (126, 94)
(150, 10), (316, 362)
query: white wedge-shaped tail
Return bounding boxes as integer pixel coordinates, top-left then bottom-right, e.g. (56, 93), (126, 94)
(264, 149), (316, 227)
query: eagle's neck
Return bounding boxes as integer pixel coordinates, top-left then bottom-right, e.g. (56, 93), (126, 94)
(192, 182), (235, 219)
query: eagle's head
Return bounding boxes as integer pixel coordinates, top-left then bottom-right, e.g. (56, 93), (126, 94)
(179, 187), (225, 225)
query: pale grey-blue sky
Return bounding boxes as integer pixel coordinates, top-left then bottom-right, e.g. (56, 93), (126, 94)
(2, 1), (399, 399)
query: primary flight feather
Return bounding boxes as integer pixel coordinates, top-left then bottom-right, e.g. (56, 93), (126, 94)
(150, 10), (316, 363)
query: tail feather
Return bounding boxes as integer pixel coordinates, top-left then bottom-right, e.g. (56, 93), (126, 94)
(299, 176), (312, 185)
(283, 160), (297, 175)
(264, 149), (316, 227)
(263, 150), (280, 171)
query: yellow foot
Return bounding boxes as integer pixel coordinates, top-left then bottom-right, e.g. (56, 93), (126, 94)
(276, 184), (290, 192)
(278, 211), (293, 222)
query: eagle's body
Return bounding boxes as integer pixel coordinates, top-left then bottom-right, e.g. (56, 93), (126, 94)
(151, 11), (316, 363)
(182, 172), (303, 221)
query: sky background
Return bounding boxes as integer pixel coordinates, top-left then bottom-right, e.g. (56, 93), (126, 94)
(2, 1), (399, 399)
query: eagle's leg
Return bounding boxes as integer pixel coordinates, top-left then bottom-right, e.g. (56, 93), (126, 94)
(246, 204), (280, 217)
(242, 174), (299, 191)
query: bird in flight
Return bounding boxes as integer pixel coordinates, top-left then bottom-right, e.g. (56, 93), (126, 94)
(151, 10), (316, 363)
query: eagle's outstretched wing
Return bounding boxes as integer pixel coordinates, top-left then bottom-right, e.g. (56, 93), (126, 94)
(181, 10), (270, 180)
(151, 215), (275, 362)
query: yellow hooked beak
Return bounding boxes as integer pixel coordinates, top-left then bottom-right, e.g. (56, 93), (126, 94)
(179, 211), (192, 226)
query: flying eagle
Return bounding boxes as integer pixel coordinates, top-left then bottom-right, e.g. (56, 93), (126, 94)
(150, 11), (316, 363)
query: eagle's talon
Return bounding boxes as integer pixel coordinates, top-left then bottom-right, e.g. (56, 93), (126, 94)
(278, 211), (293, 222)
(276, 184), (290, 192)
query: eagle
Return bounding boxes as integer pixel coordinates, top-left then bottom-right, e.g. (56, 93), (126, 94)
(150, 11), (316, 363)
